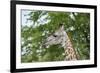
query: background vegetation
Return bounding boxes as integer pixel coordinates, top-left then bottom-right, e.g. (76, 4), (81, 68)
(21, 10), (90, 63)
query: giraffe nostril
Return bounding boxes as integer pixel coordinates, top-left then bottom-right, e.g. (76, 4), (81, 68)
(42, 44), (49, 48)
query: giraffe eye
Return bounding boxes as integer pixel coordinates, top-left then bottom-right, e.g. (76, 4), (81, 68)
(53, 34), (57, 37)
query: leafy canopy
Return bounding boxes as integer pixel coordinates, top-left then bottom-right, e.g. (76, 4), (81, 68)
(21, 10), (90, 62)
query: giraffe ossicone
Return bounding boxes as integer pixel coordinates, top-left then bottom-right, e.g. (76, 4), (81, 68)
(43, 24), (78, 61)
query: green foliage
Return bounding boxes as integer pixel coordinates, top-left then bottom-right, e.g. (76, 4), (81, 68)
(21, 10), (90, 62)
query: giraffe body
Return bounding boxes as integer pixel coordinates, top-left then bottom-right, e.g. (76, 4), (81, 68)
(44, 24), (78, 61)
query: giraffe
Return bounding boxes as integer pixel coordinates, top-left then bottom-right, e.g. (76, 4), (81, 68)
(43, 24), (78, 61)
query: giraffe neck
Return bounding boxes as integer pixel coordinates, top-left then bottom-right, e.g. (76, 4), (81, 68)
(64, 34), (78, 60)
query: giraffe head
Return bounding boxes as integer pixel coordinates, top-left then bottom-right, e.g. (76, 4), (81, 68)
(43, 24), (67, 48)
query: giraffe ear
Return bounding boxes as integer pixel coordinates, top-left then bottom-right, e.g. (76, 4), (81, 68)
(59, 24), (64, 30)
